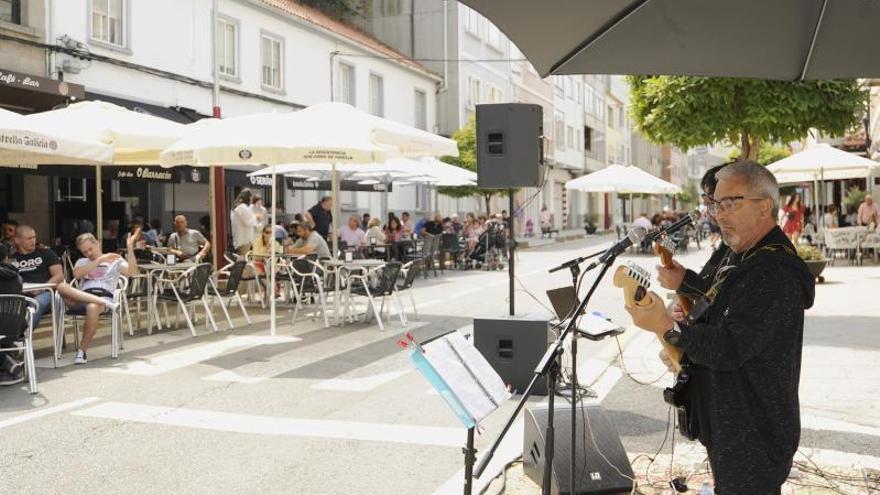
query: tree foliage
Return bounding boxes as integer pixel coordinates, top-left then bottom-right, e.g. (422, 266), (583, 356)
(438, 116), (511, 212)
(727, 142), (792, 166)
(628, 76), (866, 160)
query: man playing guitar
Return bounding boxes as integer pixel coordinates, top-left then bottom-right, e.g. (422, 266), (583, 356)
(627, 161), (815, 494)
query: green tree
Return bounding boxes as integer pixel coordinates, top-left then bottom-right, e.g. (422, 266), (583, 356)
(676, 181), (699, 209)
(438, 116), (511, 213)
(628, 77), (866, 160)
(726, 142), (792, 165)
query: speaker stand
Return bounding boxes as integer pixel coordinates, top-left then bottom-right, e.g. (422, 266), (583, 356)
(463, 427), (476, 495)
(473, 256), (615, 493)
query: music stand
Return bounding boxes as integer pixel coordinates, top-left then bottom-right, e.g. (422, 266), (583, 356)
(406, 331), (512, 495)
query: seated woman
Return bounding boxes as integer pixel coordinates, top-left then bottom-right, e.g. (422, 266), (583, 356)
(364, 218), (387, 258)
(66, 230), (140, 364)
(250, 226), (283, 298)
(385, 217), (410, 260)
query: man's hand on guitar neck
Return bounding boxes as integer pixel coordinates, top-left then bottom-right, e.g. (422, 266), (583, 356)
(626, 291), (675, 336)
(656, 259), (686, 290)
(670, 301), (686, 323)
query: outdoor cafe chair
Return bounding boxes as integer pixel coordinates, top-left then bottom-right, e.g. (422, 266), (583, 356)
(122, 272), (150, 335)
(0, 295), (39, 394)
(347, 261), (405, 331)
(824, 229), (861, 266)
(860, 232), (880, 264)
(210, 259), (252, 326)
(406, 235), (438, 279)
(154, 263), (219, 336)
(287, 254), (330, 328)
(440, 233), (465, 270)
(396, 260), (422, 322)
(57, 276), (127, 360)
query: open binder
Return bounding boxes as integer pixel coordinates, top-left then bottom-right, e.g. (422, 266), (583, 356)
(407, 331), (511, 429)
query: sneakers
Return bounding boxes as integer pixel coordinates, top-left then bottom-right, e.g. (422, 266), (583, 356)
(104, 300), (119, 312)
(1, 353), (22, 376)
(74, 350), (87, 365)
(0, 369), (24, 386)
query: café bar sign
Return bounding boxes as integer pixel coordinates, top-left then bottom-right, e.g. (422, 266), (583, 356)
(285, 177), (392, 192)
(106, 166), (175, 182)
(0, 68), (85, 99)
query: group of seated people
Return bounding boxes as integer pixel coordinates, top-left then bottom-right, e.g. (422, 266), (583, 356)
(1, 223), (142, 384)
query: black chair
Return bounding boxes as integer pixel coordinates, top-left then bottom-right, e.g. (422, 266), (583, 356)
(0, 295), (39, 393)
(439, 233), (465, 270)
(406, 236), (438, 278)
(396, 260), (422, 321)
(211, 260), (251, 326)
(155, 263), (217, 336)
(347, 261), (405, 330)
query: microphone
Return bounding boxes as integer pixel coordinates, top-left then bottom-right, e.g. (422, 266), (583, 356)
(598, 226), (647, 263)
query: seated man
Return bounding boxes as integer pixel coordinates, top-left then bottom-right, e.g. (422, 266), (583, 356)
(2, 219), (18, 259)
(167, 215), (211, 262)
(287, 221), (331, 259)
(68, 231), (139, 364)
(339, 215), (366, 247)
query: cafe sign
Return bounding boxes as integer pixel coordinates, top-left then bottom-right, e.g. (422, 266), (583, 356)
(0, 68), (85, 99)
(106, 166), (176, 182)
(285, 177), (392, 192)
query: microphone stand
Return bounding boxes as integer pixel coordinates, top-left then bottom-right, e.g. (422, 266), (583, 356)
(474, 253), (618, 495)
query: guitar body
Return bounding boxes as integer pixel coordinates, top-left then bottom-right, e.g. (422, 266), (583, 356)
(654, 239), (696, 441)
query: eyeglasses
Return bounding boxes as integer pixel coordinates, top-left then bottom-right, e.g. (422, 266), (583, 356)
(707, 195), (767, 215)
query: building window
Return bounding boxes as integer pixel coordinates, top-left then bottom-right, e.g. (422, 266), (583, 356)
(555, 112), (565, 151)
(0, 0), (21, 24)
(369, 73), (384, 117)
(486, 23), (502, 50)
(216, 16), (239, 79)
(414, 89), (427, 130)
(618, 107), (625, 129)
(574, 81), (582, 103)
(57, 178), (88, 202)
(584, 126), (592, 152)
(339, 63), (356, 105)
(91, 0), (126, 47)
(464, 6), (483, 38)
(487, 85), (503, 104)
(566, 125), (574, 149)
(607, 105), (614, 128)
(553, 77), (564, 98)
(261, 34), (283, 90)
(467, 77), (481, 110)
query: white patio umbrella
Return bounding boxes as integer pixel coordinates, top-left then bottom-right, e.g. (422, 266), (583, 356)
(767, 143), (880, 209)
(161, 102), (458, 335)
(0, 107), (113, 165)
(565, 164), (681, 222)
(15, 101), (187, 242)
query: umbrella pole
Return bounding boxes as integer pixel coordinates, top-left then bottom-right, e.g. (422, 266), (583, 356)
(270, 164), (277, 336)
(331, 164), (339, 256)
(96, 165), (103, 244)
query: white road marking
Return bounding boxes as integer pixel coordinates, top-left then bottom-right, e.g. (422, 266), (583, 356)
(312, 370), (411, 392)
(801, 414), (880, 438)
(104, 335), (300, 376)
(73, 401), (465, 447)
(0, 397), (101, 430)
(203, 322), (429, 384)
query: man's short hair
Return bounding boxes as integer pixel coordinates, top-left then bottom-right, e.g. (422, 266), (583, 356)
(3, 219), (19, 227)
(15, 225), (35, 237)
(320, 196), (331, 204)
(75, 233), (98, 248)
(701, 162), (733, 196)
(715, 160), (780, 218)
(299, 220), (314, 231)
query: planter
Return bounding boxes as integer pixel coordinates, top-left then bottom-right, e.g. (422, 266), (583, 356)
(804, 259), (827, 283)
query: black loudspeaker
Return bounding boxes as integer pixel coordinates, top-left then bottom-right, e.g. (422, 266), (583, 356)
(476, 103), (543, 188)
(473, 314), (550, 396)
(523, 405), (634, 495)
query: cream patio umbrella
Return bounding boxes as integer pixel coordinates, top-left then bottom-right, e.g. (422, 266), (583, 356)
(20, 101), (187, 241)
(0, 107), (113, 165)
(160, 102), (458, 335)
(565, 164), (681, 222)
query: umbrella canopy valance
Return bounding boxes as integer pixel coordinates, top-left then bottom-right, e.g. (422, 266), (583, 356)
(0, 107), (113, 165)
(565, 164), (681, 194)
(459, 0), (880, 80)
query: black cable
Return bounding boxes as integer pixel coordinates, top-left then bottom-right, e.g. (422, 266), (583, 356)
(478, 457), (522, 495)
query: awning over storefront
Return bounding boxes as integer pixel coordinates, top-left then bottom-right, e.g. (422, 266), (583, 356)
(0, 68), (86, 112)
(84, 92), (208, 124)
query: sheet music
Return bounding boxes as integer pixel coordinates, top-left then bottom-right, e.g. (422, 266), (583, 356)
(416, 332), (511, 427)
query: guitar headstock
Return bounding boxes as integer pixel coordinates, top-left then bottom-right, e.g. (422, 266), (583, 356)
(654, 236), (676, 265)
(612, 262), (651, 309)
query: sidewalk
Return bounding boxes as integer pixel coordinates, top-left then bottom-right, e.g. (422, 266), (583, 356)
(518, 228), (607, 249)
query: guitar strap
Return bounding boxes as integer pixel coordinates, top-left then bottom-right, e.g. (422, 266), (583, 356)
(687, 243), (795, 325)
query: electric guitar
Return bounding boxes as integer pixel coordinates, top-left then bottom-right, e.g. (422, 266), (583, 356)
(654, 237), (696, 441)
(612, 259), (695, 441)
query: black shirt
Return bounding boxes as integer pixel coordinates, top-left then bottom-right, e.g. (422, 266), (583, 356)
(11, 248), (61, 284)
(677, 227), (815, 492)
(424, 221), (443, 236)
(308, 204), (332, 239)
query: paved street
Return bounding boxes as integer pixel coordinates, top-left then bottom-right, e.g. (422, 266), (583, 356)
(1, 235), (879, 494)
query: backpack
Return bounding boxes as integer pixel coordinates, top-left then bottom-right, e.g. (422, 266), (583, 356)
(0, 261), (22, 295)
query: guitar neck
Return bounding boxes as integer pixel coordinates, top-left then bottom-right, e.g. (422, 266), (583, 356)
(655, 243), (685, 372)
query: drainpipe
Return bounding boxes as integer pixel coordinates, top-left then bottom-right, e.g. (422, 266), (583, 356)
(211, 0), (226, 267)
